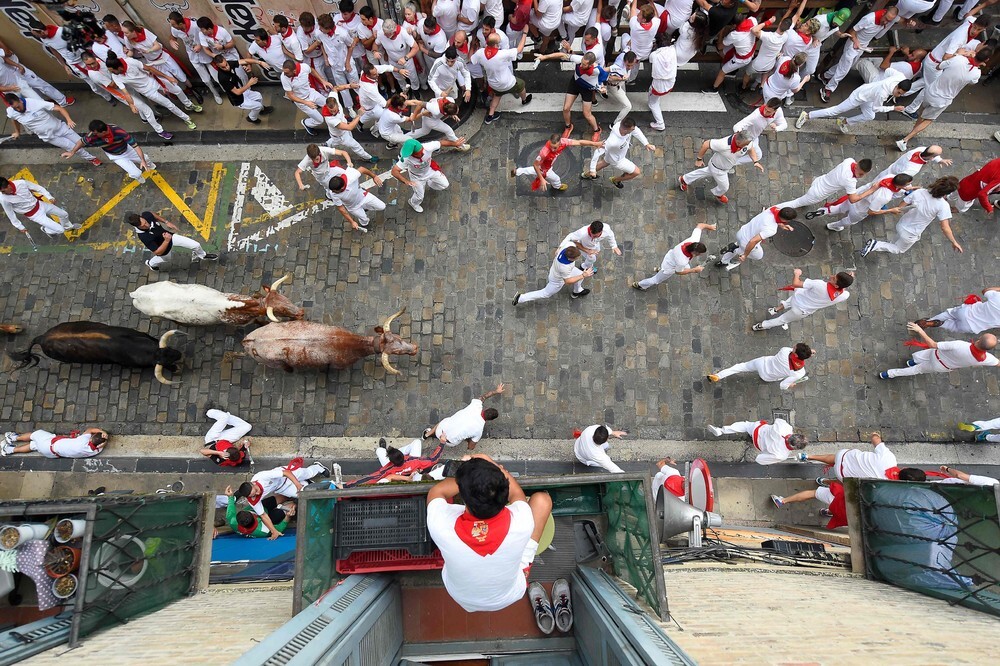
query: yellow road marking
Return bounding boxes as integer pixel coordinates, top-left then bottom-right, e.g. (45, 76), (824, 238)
(66, 178), (143, 241)
(149, 163), (224, 240)
(13, 168), (37, 183)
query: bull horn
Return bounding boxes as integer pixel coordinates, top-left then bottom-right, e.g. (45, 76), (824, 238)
(381, 307), (407, 332)
(158, 329), (185, 349)
(154, 364), (177, 385)
(381, 352), (401, 376)
(270, 274), (291, 291)
(266, 306), (279, 323)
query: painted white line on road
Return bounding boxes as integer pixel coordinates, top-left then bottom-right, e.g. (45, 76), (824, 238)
(497, 91), (726, 113)
(250, 165), (292, 218)
(227, 161), (250, 253)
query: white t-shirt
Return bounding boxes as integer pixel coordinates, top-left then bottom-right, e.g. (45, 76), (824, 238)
(198, 25), (239, 61)
(788, 278), (850, 315)
(470, 47), (518, 92)
(573, 424), (624, 473)
(42, 27), (82, 66)
(754, 347), (807, 388)
(396, 141), (441, 180)
(734, 106), (787, 138)
(376, 26), (416, 62)
(548, 247), (580, 283)
(648, 46), (677, 88)
(31, 432), (99, 458)
(296, 26), (323, 64)
(925, 56), (981, 108)
(276, 28), (304, 61)
(534, 0), (564, 33)
(660, 227), (702, 274)
(930, 16), (981, 62)
(336, 12), (366, 58)
(562, 224), (618, 253)
(873, 148), (942, 183)
(896, 189), (951, 238)
(852, 11), (884, 46)
(359, 65), (395, 109)
(459, 0), (482, 28)
(812, 158), (860, 197)
(762, 57), (801, 99)
(326, 167), (367, 209)
(433, 0), (461, 35)
(426, 498), (535, 612)
(708, 135), (751, 171)
(751, 419), (795, 465)
(111, 57), (159, 95)
(125, 29), (165, 64)
(247, 467), (291, 514)
(298, 148), (345, 185)
(437, 398), (487, 446)
(752, 30), (788, 71)
(356, 19), (383, 57)
(604, 122), (648, 164)
(737, 207), (781, 246)
(248, 37), (290, 72)
(170, 19), (212, 64)
(628, 15), (660, 60)
(722, 18), (757, 58)
(955, 291), (1000, 334)
(419, 20), (450, 54)
(281, 63), (319, 100)
(932, 340), (1000, 370)
(673, 21), (700, 66)
(6, 98), (65, 139)
(837, 443), (896, 480)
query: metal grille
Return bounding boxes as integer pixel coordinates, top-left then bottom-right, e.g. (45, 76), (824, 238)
(331, 576), (374, 613)
(858, 479), (1000, 617)
(265, 616), (332, 665)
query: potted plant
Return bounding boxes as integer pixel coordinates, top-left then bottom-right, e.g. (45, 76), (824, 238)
(0, 524), (49, 551)
(52, 574), (78, 600)
(44, 545), (81, 578)
(54, 518), (86, 544)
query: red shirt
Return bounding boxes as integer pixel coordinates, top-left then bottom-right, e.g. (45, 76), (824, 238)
(958, 158), (1000, 213)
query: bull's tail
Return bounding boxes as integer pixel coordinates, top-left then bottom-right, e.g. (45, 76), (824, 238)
(7, 338), (42, 370)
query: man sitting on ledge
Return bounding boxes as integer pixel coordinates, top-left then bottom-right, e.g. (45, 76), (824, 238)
(426, 454), (552, 612)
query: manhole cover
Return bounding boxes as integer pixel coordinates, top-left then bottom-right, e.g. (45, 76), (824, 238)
(771, 219), (815, 257)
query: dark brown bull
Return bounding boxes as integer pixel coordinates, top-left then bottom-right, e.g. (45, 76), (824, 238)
(7, 322), (185, 385)
(241, 308), (418, 374)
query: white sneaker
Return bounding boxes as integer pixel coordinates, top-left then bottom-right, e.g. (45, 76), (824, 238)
(895, 139), (908, 152)
(3, 432), (16, 445)
(836, 118), (850, 134)
(767, 306), (781, 316)
(994, 130), (1000, 144)
(707, 425), (723, 437)
(0, 443), (13, 456)
(551, 578), (573, 632)
(650, 122), (665, 131)
(528, 583), (555, 635)
(826, 221), (846, 231)
(213, 95), (223, 105)
(795, 110), (808, 129)
(408, 200), (423, 213)
(456, 143), (471, 152)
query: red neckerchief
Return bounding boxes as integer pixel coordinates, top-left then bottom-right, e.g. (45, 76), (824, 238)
(236, 515), (259, 535)
(484, 46), (499, 59)
(303, 26), (315, 36)
(331, 175), (347, 191)
(481, 411), (488, 419)
(323, 27), (335, 37)
(769, 206), (782, 225)
(437, 98), (447, 113)
(966, 56), (977, 69)
(827, 282), (844, 300)
(578, 62), (595, 76)
(778, 59), (794, 76)
(967, 22), (976, 41)
(585, 41), (598, 52)
(788, 352), (805, 370)
(212, 25), (221, 39)
(44, 25), (59, 39)
(424, 23), (442, 35)
(320, 105), (337, 117)
(729, 135), (743, 153)
(132, 27), (147, 43)
(454, 508), (512, 556)
(681, 243), (695, 258)
(390, 24), (402, 39)
(782, 435), (796, 450)
(874, 10), (887, 24)
(879, 177), (901, 192)
(453, 37), (469, 54)
(639, 20), (653, 30)
(294, 62), (302, 77)
(183, 18), (192, 33)
(850, 162), (861, 177)
(910, 151), (927, 165)
(248, 480), (265, 505)
(736, 18), (755, 32)
(795, 30), (812, 45)
(405, 16), (418, 25)
(759, 105), (775, 118)
(119, 58), (129, 74)
(281, 27), (294, 39)
(909, 59), (920, 73)
(264, 35), (274, 49)
(970, 342), (988, 362)
(360, 73), (376, 83)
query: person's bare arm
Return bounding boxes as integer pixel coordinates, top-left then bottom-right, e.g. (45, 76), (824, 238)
(427, 477), (461, 503)
(939, 219), (962, 253)
(199, 448), (220, 458)
(739, 234), (764, 262)
(259, 510), (282, 539)
(694, 139), (711, 164)
(282, 467), (305, 492)
(906, 322), (938, 348)
(480, 383), (506, 401)
(940, 465), (973, 482)
(8, 118), (22, 139)
(565, 269), (594, 284)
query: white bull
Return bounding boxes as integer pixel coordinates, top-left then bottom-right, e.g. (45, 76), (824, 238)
(130, 275), (305, 326)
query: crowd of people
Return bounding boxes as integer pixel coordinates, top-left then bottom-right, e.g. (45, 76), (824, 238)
(1, 0), (999, 627)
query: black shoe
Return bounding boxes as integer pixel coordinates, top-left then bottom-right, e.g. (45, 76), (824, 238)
(701, 86), (718, 94)
(722, 242), (738, 254)
(804, 209), (826, 220)
(378, 437), (387, 448)
(247, 116), (261, 124)
(512, 292), (521, 306)
(571, 288), (591, 299)
(203, 253), (219, 260)
(521, 94), (533, 106)
(312, 461), (331, 478)
(190, 88), (204, 104)
(260, 106), (274, 115)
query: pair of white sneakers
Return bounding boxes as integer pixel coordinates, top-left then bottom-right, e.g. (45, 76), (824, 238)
(1, 432), (16, 456)
(528, 579), (573, 635)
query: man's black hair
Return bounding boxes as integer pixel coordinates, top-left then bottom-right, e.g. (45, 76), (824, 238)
(898, 467), (927, 482)
(386, 446), (405, 466)
(235, 481), (253, 499)
(593, 426), (609, 445)
(236, 511), (256, 529)
(455, 457), (508, 519)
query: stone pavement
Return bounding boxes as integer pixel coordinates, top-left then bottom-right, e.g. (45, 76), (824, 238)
(0, 114), (998, 446)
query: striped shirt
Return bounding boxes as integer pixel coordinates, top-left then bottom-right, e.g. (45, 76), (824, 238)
(82, 125), (136, 156)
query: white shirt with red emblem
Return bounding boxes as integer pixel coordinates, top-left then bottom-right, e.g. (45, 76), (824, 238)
(247, 467), (294, 515)
(436, 398), (487, 446)
(787, 279), (851, 316)
(837, 442), (897, 480)
(708, 135), (752, 170)
(427, 498), (536, 612)
(751, 418), (795, 465)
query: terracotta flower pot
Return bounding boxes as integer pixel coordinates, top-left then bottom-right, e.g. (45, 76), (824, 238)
(45, 545), (81, 578)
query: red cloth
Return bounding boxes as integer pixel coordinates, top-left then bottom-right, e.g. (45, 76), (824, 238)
(454, 507), (512, 555)
(957, 158), (1000, 213)
(964, 294), (983, 305)
(826, 481), (848, 529)
(788, 353), (805, 370)
(531, 139), (569, 190)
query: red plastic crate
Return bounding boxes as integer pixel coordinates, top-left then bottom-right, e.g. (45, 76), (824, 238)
(336, 548), (445, 574)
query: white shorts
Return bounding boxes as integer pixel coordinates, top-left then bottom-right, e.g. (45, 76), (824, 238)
(609, 157), (637, 175)
(28, 430), (58, 458)
(815, 486), (834, 506)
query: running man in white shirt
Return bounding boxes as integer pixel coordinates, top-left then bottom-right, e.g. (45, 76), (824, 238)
(707, 417), (809, 466)
(4, 94), (100, 165)
(732, 98), (787, 167)
(795, 72), (910, 133)
(426, 455), (552, 612)
(679, 130), (761, 205)
(168, 11), (224, 105)
(408, 97), (470, 146)
(632, 223), (715, 291)
(861, 176), (962, 257)
(879, 325), (999, 380)
(319, 97), (377, 162)
(583, 118), (655, 189)
(281, 59), (338, 136)
(391, 137), (468, 212)
(513, 245), (593, 305)
(917, 287), (1000, 336)
(708, 343), (812, 390)
(0, 41), (70, 106)
(904, 12), (989, 112)
(753, 269), (853, 332)
(0, 176), (78, 237)
(896, 48), (991, 151)
(805, 433), (896, 480)
(105, 54), (200, 130)
(423, 383), (506, 450)
(717, 206), (796, 270)
(760, 53), (808, 105)
(574, 424), (628, 473)
(248, 28), (299, 72)
(235, 461), (330, 539)
(1, 427), (108, 458)
(777, 157), (870, 210)
(866, 145), (950, 188)
(560, 220), (621, 273)
(326, 165), (387, 231)
(471, 29), (532, 125)
(819, 7), (897, 100)
(807, 173), (912, 233)
(294, 143), (354, 189)
(646, 44), (678, 132)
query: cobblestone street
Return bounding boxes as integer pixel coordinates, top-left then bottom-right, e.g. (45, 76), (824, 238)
(0, 119), (997, 443)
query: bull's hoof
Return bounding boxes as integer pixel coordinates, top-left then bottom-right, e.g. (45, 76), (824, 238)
(0, 325), (22, 335)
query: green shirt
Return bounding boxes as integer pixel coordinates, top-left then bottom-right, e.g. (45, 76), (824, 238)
(226, 496), (288, 538)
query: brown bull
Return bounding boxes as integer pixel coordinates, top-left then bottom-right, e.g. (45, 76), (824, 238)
(241, 309), (418, 375)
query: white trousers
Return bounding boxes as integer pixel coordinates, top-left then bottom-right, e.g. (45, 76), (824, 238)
(24, 201), (73, 235)
(885, 349), (949, 378)
(204, 409), (252, 444)
(972, 416), (1000, 430)
(822, 199), (869, 229)
(410, 116), (459, 142)
(760, 300), (810, 329)
(273, 463), (326, 498)
(409, 172), (449, 207)
(682, 163), (729, 196)
(292, 91), (327, 128)
(515, 166), (562, 188)
(520, 269), (584, 303)
(147, 233), (207, 267)
(40, 125), (96, 161)
(871, 225), (921, 255)
(648, 80), (672, 127)
(928, 306), (976, 335)
(637, 266), (675, 290)
(606, 84), (631, 125)
(777, 180), (839, 209)
(127, 94), (164, 134)
(808, 91), (876, 126)
(329, 61), (360, 107)
(108, 145), (152, 181)
(736, 137), (764, 166)
(346, 192), (387, 225)
(359, 106), (385, 134)
(71, 65), (112, 101)
(719, 421), (759, 436)
(147, 55), (188, 85)
(715, 358), (770, 381)
(20, 67), (67, 105)
(326, 132), (374, 160)
(825, 42), (864, 93)
(134, 85), (192, 123)
(240, 89), (264, 120)
(190, 60), (223, 98)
